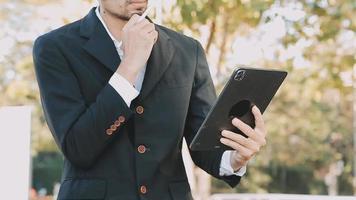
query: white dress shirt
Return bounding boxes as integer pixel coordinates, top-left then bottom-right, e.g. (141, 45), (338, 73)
(95, 7), (246, 177)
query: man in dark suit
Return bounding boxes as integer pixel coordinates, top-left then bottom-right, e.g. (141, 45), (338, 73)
(33, 0), (267, 199)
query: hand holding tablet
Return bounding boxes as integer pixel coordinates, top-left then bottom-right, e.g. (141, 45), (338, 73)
(189, 67), (287, 151)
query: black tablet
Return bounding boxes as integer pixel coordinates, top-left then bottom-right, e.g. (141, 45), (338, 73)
(189, 67), (287, 151)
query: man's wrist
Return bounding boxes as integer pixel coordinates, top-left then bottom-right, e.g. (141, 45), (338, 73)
(116, 61), (139, 86)
(109, 73), (139, 107)
(230, 151), (247, 172)
(219, 150), (247, 176)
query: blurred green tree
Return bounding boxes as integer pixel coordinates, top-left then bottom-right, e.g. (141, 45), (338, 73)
(166, 0), (355, 195)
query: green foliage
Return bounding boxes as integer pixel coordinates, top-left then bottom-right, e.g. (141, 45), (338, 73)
(32, 152), (64, 195)
(171, 0), (355, 195)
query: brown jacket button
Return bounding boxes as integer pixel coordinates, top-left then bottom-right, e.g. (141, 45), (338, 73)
(114, 120), (121, 127)
(106, 129), (113, 135)
(140, 185), (147, 194)
(136, 106), (144, 114)
(118, 116), (125, 123)
(137, 145), (146, 154)
(110, 125), (117, 131)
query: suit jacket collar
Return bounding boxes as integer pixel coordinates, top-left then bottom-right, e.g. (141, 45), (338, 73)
(80, 7), (119, 73)
(80, 7), (176, 101)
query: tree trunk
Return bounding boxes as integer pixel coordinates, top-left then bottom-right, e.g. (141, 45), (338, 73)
(216, 16), (229, 77)
(205, 19), (216, 54)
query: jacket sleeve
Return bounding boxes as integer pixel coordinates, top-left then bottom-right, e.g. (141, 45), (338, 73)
(33, 35), (134, 169)
(183, 39), (241, 188)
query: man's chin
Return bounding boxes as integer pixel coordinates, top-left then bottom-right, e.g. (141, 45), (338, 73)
(112, 13), (131, 21)
(129, 10), (145, 17)
(116, 9), (146, 21)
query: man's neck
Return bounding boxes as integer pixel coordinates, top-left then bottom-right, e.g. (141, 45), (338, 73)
(99, 7), (127, 41)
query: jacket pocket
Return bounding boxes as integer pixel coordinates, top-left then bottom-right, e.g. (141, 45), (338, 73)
(57, 178), (107, 200)
(169, 180), (194, 200)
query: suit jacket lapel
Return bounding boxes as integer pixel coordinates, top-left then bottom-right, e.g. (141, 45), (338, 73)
(80, 8), (120, 73)
(138, 26), (176, 101)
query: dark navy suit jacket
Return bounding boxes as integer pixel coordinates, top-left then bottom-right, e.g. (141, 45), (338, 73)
(33, 7), (240, 200)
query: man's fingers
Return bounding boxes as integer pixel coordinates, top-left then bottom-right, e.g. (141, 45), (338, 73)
(124, 15), (150, 32)
(255, 129), (267, 146)
(221, 130), (261, 152)
(220, 107), (267, 164)
(220, 138), (254, 161)
(152, 30), (158, 43)
(141, 22), (155, 34)
(252, 106), (265, 133)
(135, 18), (151, 28)
(145, 30), (158, 42)
(222, 130), (249, 146)
(231, 118), (266, 146)
(232, 118), (255, 138)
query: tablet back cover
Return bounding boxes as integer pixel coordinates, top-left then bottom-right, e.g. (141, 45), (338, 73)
(190, 67), (287, 151)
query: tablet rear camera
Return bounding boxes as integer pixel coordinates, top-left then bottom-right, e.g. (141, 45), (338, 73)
(234, 70), (246, 81)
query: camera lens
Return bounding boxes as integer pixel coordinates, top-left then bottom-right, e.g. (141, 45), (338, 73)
(234, 70), (245, 81)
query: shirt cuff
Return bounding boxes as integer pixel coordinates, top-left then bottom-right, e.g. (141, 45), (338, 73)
(109, 72), (139, 107)
(219, 150), (247, 177)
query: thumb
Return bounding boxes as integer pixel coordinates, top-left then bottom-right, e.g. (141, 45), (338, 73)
(123, 14), (140, 30)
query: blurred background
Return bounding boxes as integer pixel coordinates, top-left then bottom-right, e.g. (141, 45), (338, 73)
(0, 0), (355, 199)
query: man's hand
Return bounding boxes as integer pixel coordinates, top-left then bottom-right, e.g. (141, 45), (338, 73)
(220, 106), (267, 171)
(117, 14), (158, 85)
